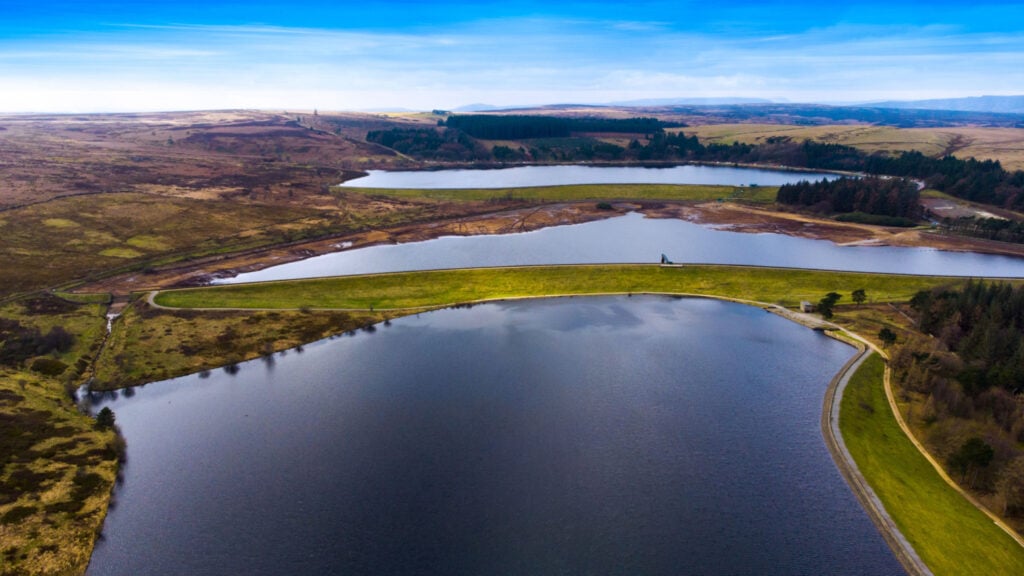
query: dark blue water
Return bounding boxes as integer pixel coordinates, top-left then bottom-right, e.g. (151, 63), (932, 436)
(87, 297), (903, 575)
(218, 212), (1024, 284)
(340, 164), (840, 189)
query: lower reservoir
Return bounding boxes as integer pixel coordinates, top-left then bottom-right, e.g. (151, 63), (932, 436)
(88, 296), (903, 575)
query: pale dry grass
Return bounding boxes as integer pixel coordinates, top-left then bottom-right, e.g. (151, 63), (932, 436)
(686, 124), (1024, 170)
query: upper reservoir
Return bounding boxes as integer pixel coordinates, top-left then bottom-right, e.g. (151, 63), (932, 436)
(339, 164), (841, 188)
(87, 296), (902, 575)
(218, 212), (1024, 284)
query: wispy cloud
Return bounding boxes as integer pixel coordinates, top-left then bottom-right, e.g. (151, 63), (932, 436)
(1, 4), (1023, 112)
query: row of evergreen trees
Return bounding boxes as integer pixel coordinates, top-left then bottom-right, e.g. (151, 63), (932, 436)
(864, 152), (1024, 207)
(366, 128), (489, 162)
(939, 216), (1024, 244)
(776, 177), (922, 219)
(893, 281), (1024, 506)
(443, 115), (674, 140)
(910, 280), (1024, 395)
(366, 120), (1024, 213)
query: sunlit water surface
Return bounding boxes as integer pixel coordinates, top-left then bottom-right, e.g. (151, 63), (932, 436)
(88, 297), (903, 576)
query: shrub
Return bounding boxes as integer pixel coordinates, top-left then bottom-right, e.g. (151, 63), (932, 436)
(0, 505), (37, 525)
(95, 407), (116, 430)
(30, 357), (68, 376)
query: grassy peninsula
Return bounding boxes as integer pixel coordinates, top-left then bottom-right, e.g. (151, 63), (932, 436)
(152, 264), (962, 311)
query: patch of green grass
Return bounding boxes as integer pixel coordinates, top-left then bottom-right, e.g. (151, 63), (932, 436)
(342, 183), (777, 204)
(51, 291), (112, 305)
(125, 234), (168, 250)
(919, 188), (952, 199)
(154, 264), (968, 311)
(0, 192), (320, 296)
(41, 218), (79, 228)
(92, 301), (384, 390)
(99, 247), (144, 258)
(841, 354), (1024, 575)
(0, 299), (119, 576)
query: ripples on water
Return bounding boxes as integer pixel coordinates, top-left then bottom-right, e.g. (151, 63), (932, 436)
(88, 297), (902, 576)
(340, 164), (841, 189)
(218, 212), (1024, 284)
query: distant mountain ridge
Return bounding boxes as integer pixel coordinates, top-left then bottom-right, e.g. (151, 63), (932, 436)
(454, 98), (776, 112)
(868, 95), (1024, 114)
(452, 103), (507, 112)
(609, 97), (775, 106)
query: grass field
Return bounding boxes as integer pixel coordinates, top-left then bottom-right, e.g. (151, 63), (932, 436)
(685, 124), (1024, 171)
(153, 264), (967, 311)
(0, 189), (486, 297)
(93, 302), (384, 390)
(840, 354), (1024, 575)
(50, 291), (113, 305)
(340, 183), (777, 204)
(0, 193), (319, 295)
(0, 296), (119, 576)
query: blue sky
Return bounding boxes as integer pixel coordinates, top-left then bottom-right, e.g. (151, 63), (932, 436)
(1, 1), (1022, 112)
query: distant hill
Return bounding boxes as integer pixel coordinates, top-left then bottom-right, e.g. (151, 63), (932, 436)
(610, 97), (774, 106)
(646, 103), (1024, 128)
(454, 98), (776, 112)
(452, 103), (505, 112)
(868, 95), (1024, 114)
(447, 99), (1024, 128)
(358, 106), (421, 113)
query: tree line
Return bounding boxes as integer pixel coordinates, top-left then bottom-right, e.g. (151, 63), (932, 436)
(776, 177), (922, 219)
(442, 115), (677, 140)
(366, 128), (490, 162)
(890, 281), (1024, 513)
(863, 151), (1024, 208)
(365, 121), (1024, 213)
(909, 280), (1024, 394)
(938, 216), (1024, 245)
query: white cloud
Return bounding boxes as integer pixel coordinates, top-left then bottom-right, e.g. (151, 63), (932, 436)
(0, 18), (1022, 112)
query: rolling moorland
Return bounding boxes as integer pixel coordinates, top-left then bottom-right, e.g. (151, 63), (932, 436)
(4, 105), (1024, 574)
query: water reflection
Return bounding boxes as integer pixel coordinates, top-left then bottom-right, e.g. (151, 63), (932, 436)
(341, 164), (840, 189)
(88, 297), (902, 576)
(219, 212), (1024, 284)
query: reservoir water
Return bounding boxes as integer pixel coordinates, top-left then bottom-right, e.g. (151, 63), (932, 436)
(88, 297), (902, 575)
(219, 212), (1024, 284)
(339, 164), (841, 189)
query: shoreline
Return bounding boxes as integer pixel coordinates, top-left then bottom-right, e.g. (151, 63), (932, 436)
(85, 291), (916, 575)
(338, 159), (860, 180)
(141, 266), (1024, 572)
(820, 345), (933, 576)
(140, 283), (937, 573)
